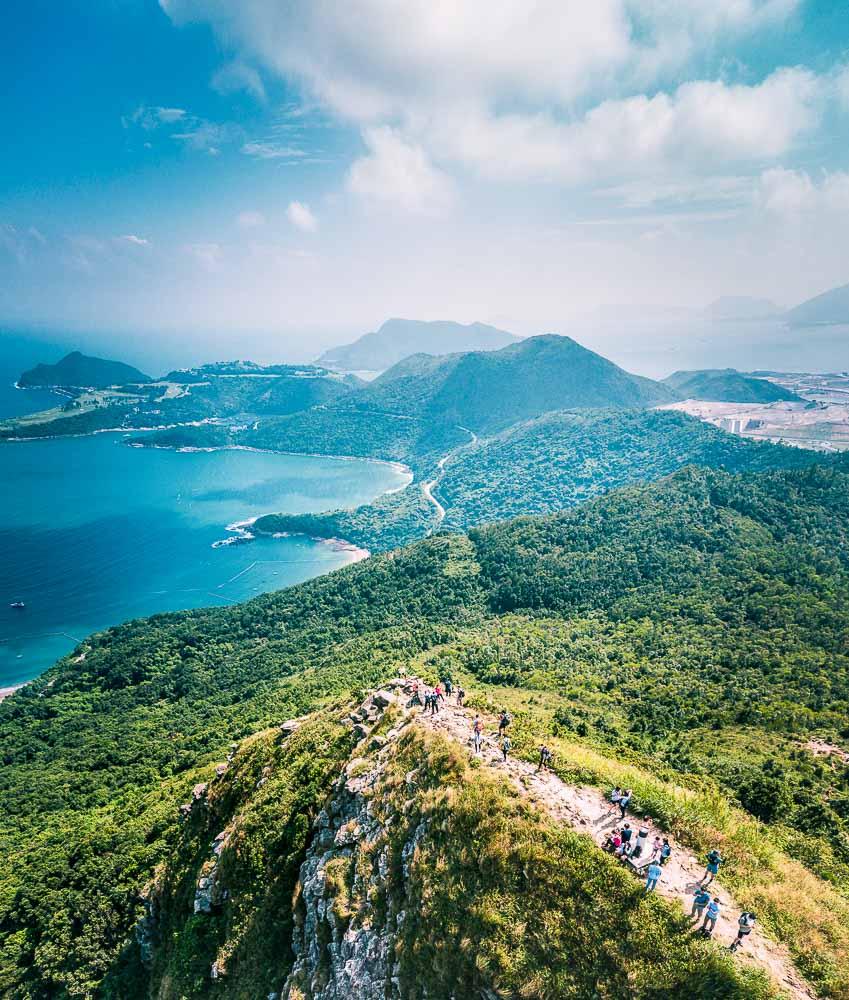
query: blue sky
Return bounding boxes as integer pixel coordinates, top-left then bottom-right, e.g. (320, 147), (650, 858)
(3, 0), (849, 366)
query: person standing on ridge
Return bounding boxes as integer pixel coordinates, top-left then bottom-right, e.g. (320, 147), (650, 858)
(537, 744), (553, 772)
(644, 860), (662, 893)
(472, 716), (484, 754)
(498, 710), (511, 736)
(690, 885), (711, 921)
(619, 788), (632, 819)
(456, 686), (466, 707)
(701, 897), (721, 937)
(443, 678), (453, 698)
(729, 912), (756, 953)
(659, 838), (672, 866)
(500, 734), (512, 762)
(701, 848), (723, 887)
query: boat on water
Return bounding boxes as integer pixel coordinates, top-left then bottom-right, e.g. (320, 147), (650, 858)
(9, 601), (25, 609)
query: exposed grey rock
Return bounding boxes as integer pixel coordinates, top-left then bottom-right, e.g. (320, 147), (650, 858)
(279, 719), (302, 737)
(281, 716), (428, 1000)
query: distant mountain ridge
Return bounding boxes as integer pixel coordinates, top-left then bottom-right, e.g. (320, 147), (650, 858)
(18, 351), (151, 389)
(663, 368), (801, 403)
(784, 282), (849, 327)
(317, 318), (519, 372)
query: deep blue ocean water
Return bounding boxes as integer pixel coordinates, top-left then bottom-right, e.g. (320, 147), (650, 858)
(0, 334), (408, 687)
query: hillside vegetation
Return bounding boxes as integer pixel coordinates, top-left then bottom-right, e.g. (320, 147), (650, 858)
(2, 462), (849, 996)
(663, 370), (802, 403)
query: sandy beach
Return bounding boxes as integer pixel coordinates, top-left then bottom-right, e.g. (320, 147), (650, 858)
(0, 684), (24, 703)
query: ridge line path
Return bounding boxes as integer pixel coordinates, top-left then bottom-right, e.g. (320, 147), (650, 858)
(413, 696), (815, 1000)
(422, 426), (479, 534)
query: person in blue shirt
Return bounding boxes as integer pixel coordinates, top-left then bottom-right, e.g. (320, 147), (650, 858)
(701, 848), (723, 886)
(701, 897), (722, 936)
(659, 838), (672, 865)
(690, 886), (711, 920)
(644, 861), (662, 893)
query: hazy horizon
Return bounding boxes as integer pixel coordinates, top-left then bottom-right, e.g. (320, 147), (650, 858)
(3, 1), (849, 368)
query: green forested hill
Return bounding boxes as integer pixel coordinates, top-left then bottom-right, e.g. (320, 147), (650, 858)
(2, 463), (849, 997)
(364, 334), (678, 432)
(439, 408), (818, 530)
(663, 369), (802, 403)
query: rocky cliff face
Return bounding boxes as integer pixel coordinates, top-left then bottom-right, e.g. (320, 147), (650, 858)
(282, 687), (425, 1000)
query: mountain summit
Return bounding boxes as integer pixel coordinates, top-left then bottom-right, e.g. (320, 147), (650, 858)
(365, 334), (679, 433)
(316, 318), (519, 372)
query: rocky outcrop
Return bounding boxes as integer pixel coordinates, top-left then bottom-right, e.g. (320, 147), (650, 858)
(281, 682), (421, 1000)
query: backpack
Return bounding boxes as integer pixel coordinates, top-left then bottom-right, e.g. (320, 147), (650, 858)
(707, 849), (721, 865)
(502, 713), (512, 725)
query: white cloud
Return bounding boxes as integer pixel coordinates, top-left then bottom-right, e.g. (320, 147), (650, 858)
(130, 106), (187, 129)
(159, 0), (829, 202)
(757, 167), (849, 215)
(211, 60), (266, 101)
(172, 120), (241, 153)
(421, 68), (821, 186)
(347, 127), (455, 214)
(121, 234), (150, 246)
(160, 0), (799, 116)
(241, 141), (305, 160)
(237, 210), (266, 228)
(286, 200), (318, 231)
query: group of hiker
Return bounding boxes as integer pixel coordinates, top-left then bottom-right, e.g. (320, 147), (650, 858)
(410, 678), (465, 714)
(412, 683), (756, 956)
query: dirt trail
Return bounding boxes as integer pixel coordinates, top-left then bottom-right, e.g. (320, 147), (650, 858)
(414, 695), (815, 1000)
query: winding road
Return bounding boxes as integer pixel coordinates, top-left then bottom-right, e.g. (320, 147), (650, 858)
(422, 425), (478, 535)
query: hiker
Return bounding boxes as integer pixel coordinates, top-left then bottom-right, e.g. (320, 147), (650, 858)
(651, 835), (663, 861)
(619, 788), (632, 819)
(701, 897), (721, 936)
(729, 911), (756, 953)
(632, 824), (650, 860)
(537, 745), (553, 772)
(690, 885), (711, 921)
(644, 860), (662, 893)
(659, 838), (672, 866)
(500, 734), (512, 762)
(498, 710), (512, 736)
(443, 678), (453, 697)
(609, 786), (623, 815)
(434, 683), (444, 705)
(701, 848), (723, 886)
(472, 716), (484, 754)
(620, 823), (633, 855)
(409, 681), (423, 707)
(456, 686), (466, 707)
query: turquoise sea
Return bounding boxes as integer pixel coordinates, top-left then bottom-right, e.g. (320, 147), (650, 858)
(0, 336), (408, 688)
